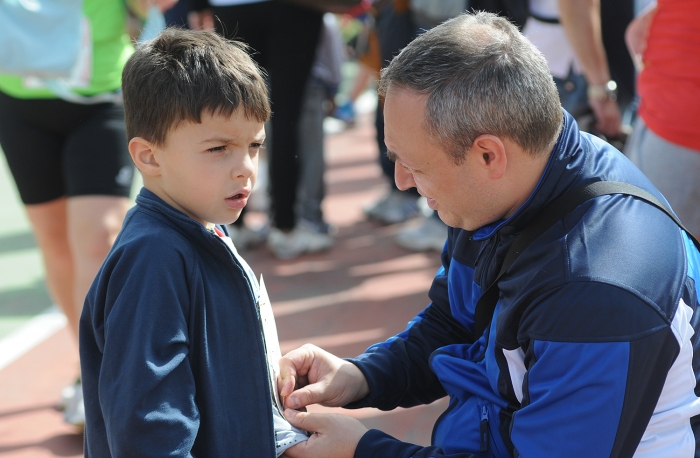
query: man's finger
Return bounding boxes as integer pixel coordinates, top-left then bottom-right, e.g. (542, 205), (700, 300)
(284, 409), (316, 432)
(284, 383), (325, 409)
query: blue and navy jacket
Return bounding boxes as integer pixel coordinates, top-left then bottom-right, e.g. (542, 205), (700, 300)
(80, 188), (277, 457)
(348, 113), (700, 457)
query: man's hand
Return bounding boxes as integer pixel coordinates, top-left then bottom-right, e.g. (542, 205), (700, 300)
(625, 3), (657, 70)
(278, 344), (370, 410)
(282, 409), (368, 458)
(589, 97), (622, 139)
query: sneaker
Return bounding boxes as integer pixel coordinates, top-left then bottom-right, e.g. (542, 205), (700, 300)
(333, 102), (356, 124)
(267, 222), (333, 260)
(395, 215), (448, 252)
(364, 190), (420, 225)
(228, 225), (267, 251)
(59, 378), (80, 411)
(63, 380), (85, 428)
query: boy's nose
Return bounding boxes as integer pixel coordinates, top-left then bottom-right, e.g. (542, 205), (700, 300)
(234, 154), (256, 179)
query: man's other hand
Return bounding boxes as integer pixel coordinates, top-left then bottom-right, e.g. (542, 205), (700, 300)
(278, 344), (369, 410)
(282, 409), (368, 458)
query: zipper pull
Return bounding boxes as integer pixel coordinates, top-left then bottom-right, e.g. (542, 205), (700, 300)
(480, 405), (489, 452)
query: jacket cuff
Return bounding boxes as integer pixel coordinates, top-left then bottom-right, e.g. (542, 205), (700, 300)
(343, 350), (408, 410)
(354, 429), (425, 458)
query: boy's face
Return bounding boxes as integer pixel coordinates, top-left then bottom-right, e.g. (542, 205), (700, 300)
(145, 108), (265, 227)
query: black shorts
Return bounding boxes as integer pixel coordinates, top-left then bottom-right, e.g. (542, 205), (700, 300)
(0, 91), (134, 205)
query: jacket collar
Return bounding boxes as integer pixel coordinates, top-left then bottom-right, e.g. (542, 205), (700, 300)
(134, 187), (229, 245)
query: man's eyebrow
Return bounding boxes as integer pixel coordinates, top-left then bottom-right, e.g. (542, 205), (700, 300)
(385, 149), (398, 162)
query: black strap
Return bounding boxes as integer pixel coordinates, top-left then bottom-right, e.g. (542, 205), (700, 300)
(472, 181), (700, 339)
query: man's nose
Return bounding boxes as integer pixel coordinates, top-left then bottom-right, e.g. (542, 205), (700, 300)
(394, 163), (415, 191)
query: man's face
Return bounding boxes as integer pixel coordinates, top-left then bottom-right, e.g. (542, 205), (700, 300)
(384, 88), (494, 231)
(149, 108), (265, 227)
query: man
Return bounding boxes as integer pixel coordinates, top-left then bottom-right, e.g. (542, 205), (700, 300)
(279, 12), (700, 458)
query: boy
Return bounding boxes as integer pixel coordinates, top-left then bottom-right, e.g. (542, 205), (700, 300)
(79, 29), (307, 457)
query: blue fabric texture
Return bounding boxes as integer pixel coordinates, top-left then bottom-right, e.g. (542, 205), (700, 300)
(348, 111), (700, 458)
(80, 188), (276, 457)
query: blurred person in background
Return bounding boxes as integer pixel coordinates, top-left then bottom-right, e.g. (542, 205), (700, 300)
(188, 0), (328, 259)
(0, 0), (176, 427)
(624, 0), (700, 238)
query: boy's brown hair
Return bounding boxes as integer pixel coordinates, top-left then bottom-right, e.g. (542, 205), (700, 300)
(122, 28), (271, 146)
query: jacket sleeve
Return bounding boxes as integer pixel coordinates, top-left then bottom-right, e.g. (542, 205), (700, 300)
(504, 282), (685, 458)
(85, 241), (199, 457)
(354, 430), (477, 458)
(346, 231), (473, 411)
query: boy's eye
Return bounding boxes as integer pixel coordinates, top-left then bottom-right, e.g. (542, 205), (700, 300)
(207, 145), (226, 153)
(250, 142), (264, 149)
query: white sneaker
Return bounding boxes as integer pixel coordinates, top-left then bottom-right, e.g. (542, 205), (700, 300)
(63, 380), (85, 428)
(363, 190), (420, 225)
(59, 378), (80, 411)
(267, 222), (333, 260)
(228, 225), (267, 251)
(395, 215), (448, 252)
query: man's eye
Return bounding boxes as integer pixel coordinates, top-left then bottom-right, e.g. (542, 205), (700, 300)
(250, 142), (264, 149)
(207, 146), (226, 153)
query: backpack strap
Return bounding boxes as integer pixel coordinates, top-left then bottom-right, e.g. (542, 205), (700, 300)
(472, 181), (700, 340)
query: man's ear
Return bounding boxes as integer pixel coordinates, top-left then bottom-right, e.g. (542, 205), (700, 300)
(471, 134), (507, 179)
(129, 137), (160, 177)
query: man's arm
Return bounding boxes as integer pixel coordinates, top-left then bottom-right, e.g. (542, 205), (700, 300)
(558, 0), (622, 138)
(283, 410), (477, 458)
(279, 234), (472, 412)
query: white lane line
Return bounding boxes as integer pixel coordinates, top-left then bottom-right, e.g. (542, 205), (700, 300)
(0, 306), (66, 372)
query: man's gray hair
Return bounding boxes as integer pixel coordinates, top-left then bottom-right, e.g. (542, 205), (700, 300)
(378, 12), (563, 161)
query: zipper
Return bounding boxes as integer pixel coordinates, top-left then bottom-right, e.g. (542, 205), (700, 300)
(430, 395), (458, 445)
(480, 405), (490, 452)
(214, 232), (276, 455)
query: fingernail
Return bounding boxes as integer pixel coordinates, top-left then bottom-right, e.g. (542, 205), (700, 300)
(288, 396), (300, 408)
(284, 408), (298, 417)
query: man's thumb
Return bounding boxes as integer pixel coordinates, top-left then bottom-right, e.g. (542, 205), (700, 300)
(284, 409), (321, 432)
(285, 384), (324, 410)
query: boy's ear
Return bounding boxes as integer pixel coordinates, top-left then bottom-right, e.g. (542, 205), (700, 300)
(129, 137), (160, 177)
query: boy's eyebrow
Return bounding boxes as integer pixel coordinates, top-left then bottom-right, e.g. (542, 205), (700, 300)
(200, 135), (266, 144)
(385, 149), (398, 162)
(200, 137), (234, 144)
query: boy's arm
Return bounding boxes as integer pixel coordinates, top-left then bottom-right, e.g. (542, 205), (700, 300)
(82, 243), (199, 457)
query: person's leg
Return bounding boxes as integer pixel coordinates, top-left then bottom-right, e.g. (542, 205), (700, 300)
(296, 78), (327, 226)
(0, 93), (79, 335)
(267, 3), (323, 231)
(67, 197), (130, 313)
(63, 101), (133, 326)
(23, 199), (78, 336)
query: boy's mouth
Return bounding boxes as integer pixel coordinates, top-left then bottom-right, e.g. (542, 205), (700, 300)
(225, 190), (250, 210)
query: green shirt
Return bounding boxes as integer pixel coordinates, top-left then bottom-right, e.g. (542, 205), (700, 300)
(0, 0), (134, 99)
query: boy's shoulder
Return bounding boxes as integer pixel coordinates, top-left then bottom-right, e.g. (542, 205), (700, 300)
(106, 203), (203, 269)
